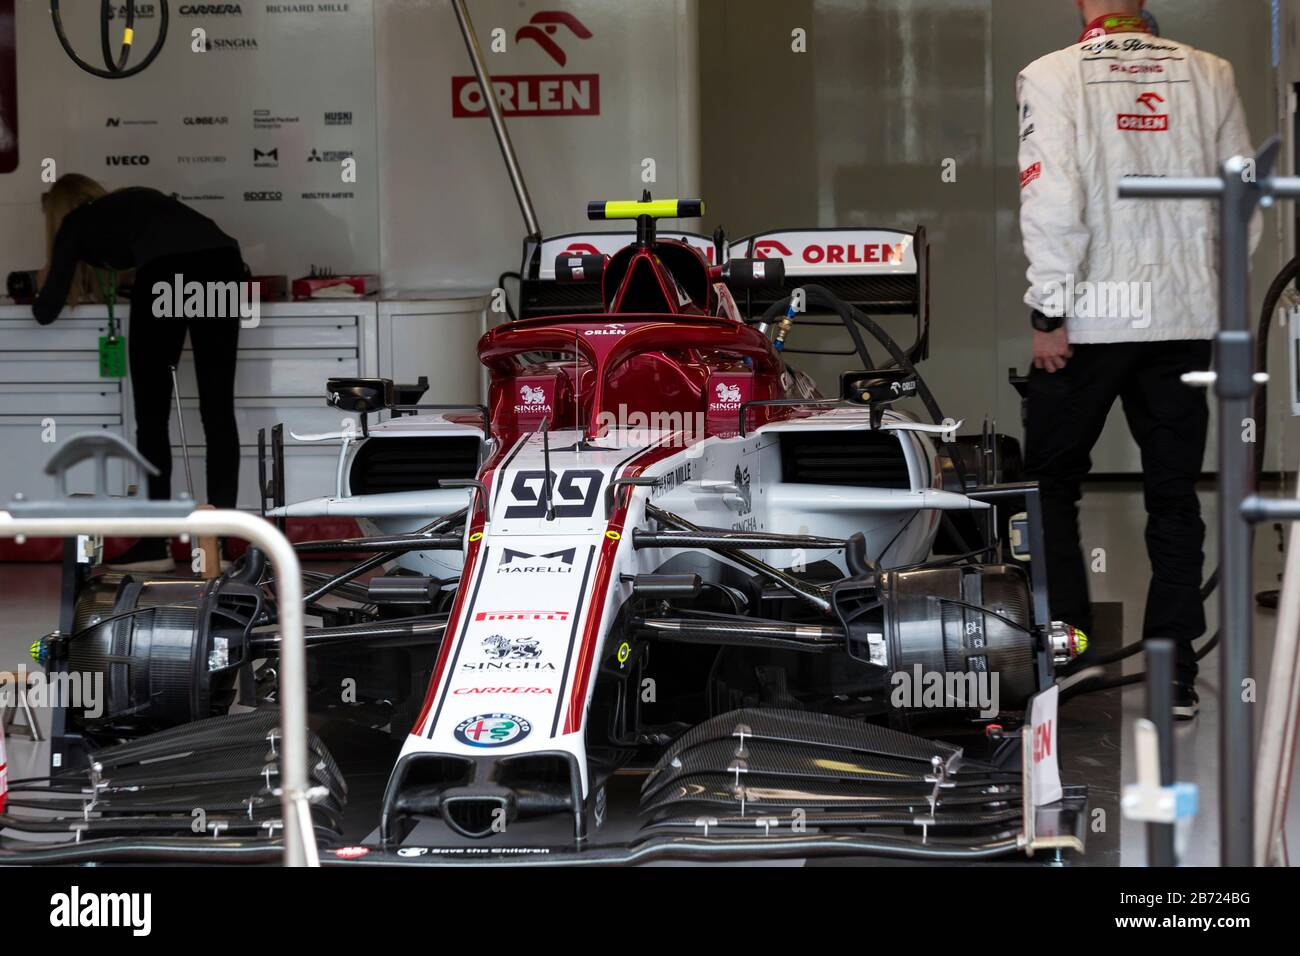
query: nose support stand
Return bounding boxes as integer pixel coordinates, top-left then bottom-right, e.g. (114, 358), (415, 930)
(1121, 138), (1298, 866)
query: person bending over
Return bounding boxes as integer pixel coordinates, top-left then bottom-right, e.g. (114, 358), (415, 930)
(34, 174), (246, 571)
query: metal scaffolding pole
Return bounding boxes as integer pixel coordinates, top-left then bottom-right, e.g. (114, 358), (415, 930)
(1120, 138), (1300, 866)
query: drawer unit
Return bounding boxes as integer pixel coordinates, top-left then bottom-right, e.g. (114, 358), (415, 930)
(166, 445), (341, 511)
(0, 351), (105, 384)
(0, 417), (128, 499)
(0, 381), (123, 417)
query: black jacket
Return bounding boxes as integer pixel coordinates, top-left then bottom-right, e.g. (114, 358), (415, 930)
(33, 188), (239, 325)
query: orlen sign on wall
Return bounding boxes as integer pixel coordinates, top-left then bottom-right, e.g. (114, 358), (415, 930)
(452, 10), (600, 117)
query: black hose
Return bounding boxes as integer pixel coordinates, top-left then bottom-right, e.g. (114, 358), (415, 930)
(51, 0), (170, 80)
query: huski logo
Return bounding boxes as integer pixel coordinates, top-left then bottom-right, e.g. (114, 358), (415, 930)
(324, 111), (353, 126)
(498, 548), (576, 573)
(480, 634), (542, 659)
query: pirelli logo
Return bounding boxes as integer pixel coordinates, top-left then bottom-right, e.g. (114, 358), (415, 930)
(1117, 114), (1169, 132)
(1020, 162), (1042, 188)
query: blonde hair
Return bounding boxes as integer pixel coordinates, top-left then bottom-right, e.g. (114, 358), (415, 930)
(42, 173), (108, 307)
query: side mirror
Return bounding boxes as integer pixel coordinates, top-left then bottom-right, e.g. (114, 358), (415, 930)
(722, 257), (785, 290)
(326, 377), (395, 414)
(555, 253), (605, 283)
(841, 368), (918, 428)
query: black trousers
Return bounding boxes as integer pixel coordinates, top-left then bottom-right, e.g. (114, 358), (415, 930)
(129, 247), (244, 509)
(1023, 340), (1212, 683)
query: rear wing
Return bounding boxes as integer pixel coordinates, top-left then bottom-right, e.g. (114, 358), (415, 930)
(728, 226), (929, 360)
(518, 230), (718, 319)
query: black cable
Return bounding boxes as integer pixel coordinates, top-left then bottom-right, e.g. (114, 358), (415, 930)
(498, 270), (521, 322)
(51, 0), (169, 80)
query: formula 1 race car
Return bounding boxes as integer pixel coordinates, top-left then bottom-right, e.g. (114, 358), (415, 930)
(0, 198), (1088, 865)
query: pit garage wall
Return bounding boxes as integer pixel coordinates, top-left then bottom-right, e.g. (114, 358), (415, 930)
(701, 0), (1283, 475)
(0, 1), (381, 282)
(374, 0), (701, 295)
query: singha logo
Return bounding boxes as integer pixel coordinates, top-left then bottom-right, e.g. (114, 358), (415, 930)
(481, 634), (543, 660)
(734, 464), (752, 515)
(515, 383), (551, 415)
(715, 382), (742, 404)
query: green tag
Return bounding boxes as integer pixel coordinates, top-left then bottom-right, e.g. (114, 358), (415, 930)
(99, 334), (126, 378)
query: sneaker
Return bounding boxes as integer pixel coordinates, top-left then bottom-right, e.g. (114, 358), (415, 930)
(1173, 683), (1200, 721)
(106, 538), (176, 572)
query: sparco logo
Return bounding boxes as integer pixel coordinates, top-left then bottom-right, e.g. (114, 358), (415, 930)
(184, 115), (229, 126)
(106, 155), (150, 166)
(179, 3), (243, 13)
(243, 191), (283, 202)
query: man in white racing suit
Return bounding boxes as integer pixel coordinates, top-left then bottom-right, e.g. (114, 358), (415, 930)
(1017, 0), (1258, 719)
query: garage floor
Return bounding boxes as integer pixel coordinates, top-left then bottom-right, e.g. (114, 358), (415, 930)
(2, 482), (1298, 866)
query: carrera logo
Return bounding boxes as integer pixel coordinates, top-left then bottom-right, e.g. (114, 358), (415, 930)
(454, 686), (554, 695)
(516, 10), (592, 66)
(1020, 162), (1042, 188)
(475, 610), (571, 622)
(452, 74), (600, 117)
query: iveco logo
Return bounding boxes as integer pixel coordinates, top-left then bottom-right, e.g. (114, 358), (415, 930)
(106, 155), (150, 166)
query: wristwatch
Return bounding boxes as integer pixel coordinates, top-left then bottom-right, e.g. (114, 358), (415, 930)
(1031, 309), (1065, 333)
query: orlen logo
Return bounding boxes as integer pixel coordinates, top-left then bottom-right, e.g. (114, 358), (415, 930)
(453, 11), (598, 117)
(755, 239), (905, 265)
(516, 11), (593, 66)
(1118, 91), (1168, 132)
(584, 322), (626, 336)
